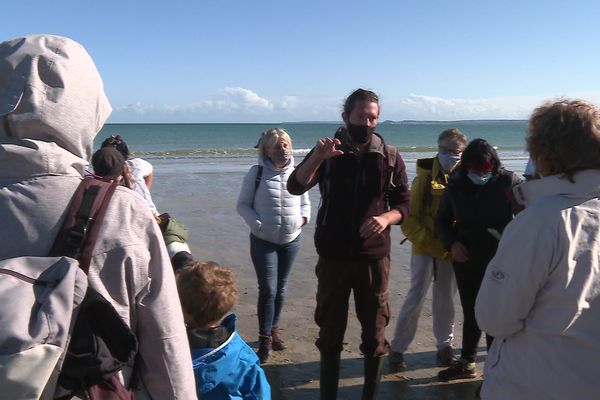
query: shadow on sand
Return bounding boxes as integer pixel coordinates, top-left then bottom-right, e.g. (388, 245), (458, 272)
(262, 349), (485, 400)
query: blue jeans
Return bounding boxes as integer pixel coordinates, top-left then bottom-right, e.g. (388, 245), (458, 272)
(250, 233), (301, 336)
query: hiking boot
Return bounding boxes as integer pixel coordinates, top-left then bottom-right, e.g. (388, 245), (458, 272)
(436, 345), (459, 367)
(438, 358), (477, 381)
(257, 334), (272, 364)
(271, 326), (286, 351)
(388, 351), (407, 369)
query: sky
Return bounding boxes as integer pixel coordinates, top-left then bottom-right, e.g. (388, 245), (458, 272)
(4, 0), (600, 123)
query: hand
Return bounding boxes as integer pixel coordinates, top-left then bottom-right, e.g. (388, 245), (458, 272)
(360, 215), (389, 238)
(450, 242), (469, 262)
(314, 137), (344, 160)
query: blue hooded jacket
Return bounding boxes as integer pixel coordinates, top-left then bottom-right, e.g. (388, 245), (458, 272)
(189, 314), (271, 399)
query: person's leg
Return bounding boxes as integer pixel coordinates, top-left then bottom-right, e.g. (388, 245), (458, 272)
(314, 257), (351, 400)
(250, 234), (278, 362)
(353, 257), (390, 400)
(390, 254), (434, 357)
(453, 262), (482, 362)
(438, 261), (479, 381)
(432, 258), (457, 353)
(314, 257), (351, 354)
(272, 235), (301, 328)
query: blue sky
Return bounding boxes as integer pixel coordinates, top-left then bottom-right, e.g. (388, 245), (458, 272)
(4, 0), (600, 122)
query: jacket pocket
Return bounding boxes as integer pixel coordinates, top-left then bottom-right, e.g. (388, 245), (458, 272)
(487, 338), (506, 368)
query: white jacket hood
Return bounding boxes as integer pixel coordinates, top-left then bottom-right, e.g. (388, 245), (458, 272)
(0, 35), (111, 177)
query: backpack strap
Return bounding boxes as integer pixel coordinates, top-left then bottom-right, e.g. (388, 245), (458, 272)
(50, 178), (118, 273)
(251, 165), (263, 208)
(384, 145), (398, 208)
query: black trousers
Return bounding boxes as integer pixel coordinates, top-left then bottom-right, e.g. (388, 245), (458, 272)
(452, 256), (494, 362)
(314, 256), (391, 357)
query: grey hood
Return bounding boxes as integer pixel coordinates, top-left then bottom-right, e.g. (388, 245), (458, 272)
(0, 35), (111, 177)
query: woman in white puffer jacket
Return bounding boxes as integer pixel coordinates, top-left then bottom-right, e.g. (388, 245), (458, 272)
(237, 128), (310, 363)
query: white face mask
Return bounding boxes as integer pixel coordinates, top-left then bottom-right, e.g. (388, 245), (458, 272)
(467, 171), (492, 185)
(438, 152), (461, 172)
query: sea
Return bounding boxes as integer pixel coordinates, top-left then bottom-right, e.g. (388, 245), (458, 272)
(95, 121), (531, 180)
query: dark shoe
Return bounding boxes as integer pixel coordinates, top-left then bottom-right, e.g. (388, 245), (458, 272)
(438, 358), (477, 381)
(257, 334), (272, 364)
(271, 326), (286, 351)
(388, 351), (407, 369)
(320, 352), (341, 400)
(436, 346), (459, 367)
(362, 356), (384, 400)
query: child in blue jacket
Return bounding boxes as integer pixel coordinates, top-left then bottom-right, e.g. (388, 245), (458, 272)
(176, 261), (271, 399)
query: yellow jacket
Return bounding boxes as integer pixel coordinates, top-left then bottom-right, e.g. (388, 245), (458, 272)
(401, 156), (450, 260)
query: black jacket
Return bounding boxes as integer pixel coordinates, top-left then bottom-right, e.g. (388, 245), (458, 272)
(436, 168), (522, 262)
(288, 129), (410, 260)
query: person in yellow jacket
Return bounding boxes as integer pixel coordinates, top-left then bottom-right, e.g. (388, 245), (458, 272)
(389, 128), (467, 369)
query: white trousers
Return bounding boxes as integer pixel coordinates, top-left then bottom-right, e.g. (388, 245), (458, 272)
(391, 254), (457, 352)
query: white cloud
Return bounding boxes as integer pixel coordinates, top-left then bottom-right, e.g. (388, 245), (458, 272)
(109, 89), (600, 123)
(110, 88), (342, 122)
(392, 93), (530, 120)
(219, 87), (273, 111)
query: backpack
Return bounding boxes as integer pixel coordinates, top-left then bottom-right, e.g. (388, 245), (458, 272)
(0, 177), (138, 400)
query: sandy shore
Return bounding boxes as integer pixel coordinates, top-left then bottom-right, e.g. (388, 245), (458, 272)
(152, 161), (486, 400)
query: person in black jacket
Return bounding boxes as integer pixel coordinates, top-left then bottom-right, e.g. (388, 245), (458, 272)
(288, 89), (410, 400)
(435, 138), (522, 381)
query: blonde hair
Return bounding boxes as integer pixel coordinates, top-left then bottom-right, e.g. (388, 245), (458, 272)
(527, 99), (600, 179)
(176, 261), (238, 327)
(258, 128), (292, 159)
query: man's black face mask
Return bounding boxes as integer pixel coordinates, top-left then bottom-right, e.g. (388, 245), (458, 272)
(347, 123), (373, 144)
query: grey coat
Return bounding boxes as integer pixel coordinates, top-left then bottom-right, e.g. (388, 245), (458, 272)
(0, 35), (196, 399)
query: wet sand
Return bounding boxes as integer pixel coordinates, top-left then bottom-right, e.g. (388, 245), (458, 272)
(152, 161), (485, 400)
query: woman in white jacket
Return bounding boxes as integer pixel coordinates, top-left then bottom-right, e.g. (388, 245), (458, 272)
(237, 128), (310, 363)
(475, 99), (600, 400)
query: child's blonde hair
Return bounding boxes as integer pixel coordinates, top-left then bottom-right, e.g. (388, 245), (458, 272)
(177, 261), (239, 327)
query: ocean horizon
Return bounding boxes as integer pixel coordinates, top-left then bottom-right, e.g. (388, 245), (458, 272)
(97, 121), (530, 178)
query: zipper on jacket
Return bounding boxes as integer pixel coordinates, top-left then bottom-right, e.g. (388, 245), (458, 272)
(0, 268), (56, 287)
(349, 154), (363, 256)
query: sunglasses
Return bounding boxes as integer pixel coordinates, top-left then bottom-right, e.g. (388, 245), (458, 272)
(465, 159), (492, 173)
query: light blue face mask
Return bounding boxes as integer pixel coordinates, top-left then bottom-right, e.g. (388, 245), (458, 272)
(467, 171), (492, 185)
(438, 152), (461, 172)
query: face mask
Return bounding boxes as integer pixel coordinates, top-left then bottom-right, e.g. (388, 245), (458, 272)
(438, 152), (461, 172)
(467, 171), (492, 185)
(269, 148), (291, 167)
(347, 123), (373, 144)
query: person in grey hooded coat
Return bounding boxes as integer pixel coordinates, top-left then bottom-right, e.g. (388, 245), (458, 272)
(0, 35), (197, 399)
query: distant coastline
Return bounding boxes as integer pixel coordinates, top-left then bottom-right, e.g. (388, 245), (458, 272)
(106, 119), (527, 125)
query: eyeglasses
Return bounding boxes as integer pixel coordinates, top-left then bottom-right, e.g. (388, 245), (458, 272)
(107, 135), (122, 145)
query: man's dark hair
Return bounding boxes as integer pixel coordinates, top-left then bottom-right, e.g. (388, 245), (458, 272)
(459, 138), (501, 174)
(343, 88), (380, 116)
(101, 135), (130, 159)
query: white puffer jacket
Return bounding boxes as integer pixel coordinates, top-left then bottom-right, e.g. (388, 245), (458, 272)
(237, 155), (310, 245)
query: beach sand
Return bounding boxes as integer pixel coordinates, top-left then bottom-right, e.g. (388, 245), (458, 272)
(152, 159), (485, 400)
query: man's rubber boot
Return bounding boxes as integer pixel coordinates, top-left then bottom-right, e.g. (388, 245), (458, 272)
(320, 352), (341, 400)
(362, 356), (384, 400)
